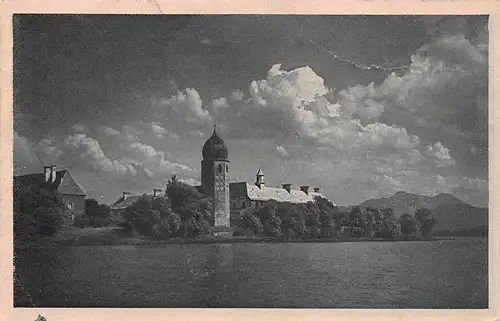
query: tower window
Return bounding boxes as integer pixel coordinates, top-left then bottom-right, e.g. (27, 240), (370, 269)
(218, 164), (223, 173)
(226, 164), (228, 172)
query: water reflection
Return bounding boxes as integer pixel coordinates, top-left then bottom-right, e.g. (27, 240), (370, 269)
(214, 244), (234, 267)
(183, 244), (235, 306)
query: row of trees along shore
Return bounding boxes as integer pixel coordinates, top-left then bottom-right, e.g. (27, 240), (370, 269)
(91, 176), (438, 240)
(14, 175), (439, 241)
(235, 196), (437, 239)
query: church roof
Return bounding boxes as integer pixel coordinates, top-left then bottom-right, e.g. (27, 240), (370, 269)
(202, 129), (228, 160)
(110, 190), (165, 210)
(110, 195), (143, 210)
(229, 182), (334, 205)
(14, 170), (86, 196)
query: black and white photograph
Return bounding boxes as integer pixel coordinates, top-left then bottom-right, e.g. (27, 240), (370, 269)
(11, 14), (489, 309)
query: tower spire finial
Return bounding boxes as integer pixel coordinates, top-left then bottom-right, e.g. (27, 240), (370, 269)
(213, 118), (217, 133)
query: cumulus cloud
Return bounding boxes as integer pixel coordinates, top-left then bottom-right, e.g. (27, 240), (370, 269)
(211, 97), (229, 110)
(14, 131), (63, 172)
(14, 122), (198, 195)
(336, 83), (385, 121)
(180, 178), (202, 186)
(206, 28), (486, 205)
(157, 88), (211, 124)
(99, 125), (120, 136)
(425, 142), (455, 167)
(145, 88), (213, 138)
(201, 38), (212, 45)
(228, 89), (245, 102)
(14, 131), (40, 171)
(63, 134), (131, 175)
(72, 124), (86, 133)
(150, 122), (167, 135)
(137, 121), (180, 140)
(216, 63), (429, 160)
(276, 145), (291, 159)
(13, 19), (487, 207)
(373, 34), (487, 177)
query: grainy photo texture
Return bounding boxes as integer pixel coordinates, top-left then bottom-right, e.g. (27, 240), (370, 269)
(13, 14), (488, 308)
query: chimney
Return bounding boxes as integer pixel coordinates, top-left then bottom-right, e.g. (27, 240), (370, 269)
(300, 185), (309, 195)
(153, 189), (162, 197)
(282, 183), (292, 193)
(123, 192), (131, 200)
(314, 187), (320, 193)
(44, 166), (51, 183)
(50, 165), (56, 183)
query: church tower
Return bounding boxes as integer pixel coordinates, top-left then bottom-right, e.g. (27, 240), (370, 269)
(201, 125), (230, 227)
(255, 167), (265, 189)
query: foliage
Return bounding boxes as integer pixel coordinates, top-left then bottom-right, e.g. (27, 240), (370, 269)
(381, 207), (396, 220)
(13, 182), (69, 239)
(166, 177), (213, 224)
(240, 211), (264, 235)
(257, 200), (282, 237)
(279, 203), (307, 238)
(399, 213), (420, 236)
(348, 206), (372, 237)
(375, 218), (401, 239)
(122, 175), (213, 239)
(415, 207), (437, 238)
(121, 173), (434, 242)
(123, 194), (172, 238)
(236, 196), (341, 239)
(366, 207), (384, 236)
(314, 196), (338, 238)
(82, 198), (111, 227)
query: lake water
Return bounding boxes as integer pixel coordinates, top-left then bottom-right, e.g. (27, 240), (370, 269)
(14, 238), (488, 308)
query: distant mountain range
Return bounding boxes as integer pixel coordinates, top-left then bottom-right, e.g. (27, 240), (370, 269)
(339, 191), (488, 231)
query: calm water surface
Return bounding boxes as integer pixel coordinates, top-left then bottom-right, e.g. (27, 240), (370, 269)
(14, 238), (487, 308)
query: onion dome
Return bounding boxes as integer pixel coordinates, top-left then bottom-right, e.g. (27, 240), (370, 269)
(202, 129), (228, 160)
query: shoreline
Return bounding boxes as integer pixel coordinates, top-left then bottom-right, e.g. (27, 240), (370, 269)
(14, 233), (479, 249)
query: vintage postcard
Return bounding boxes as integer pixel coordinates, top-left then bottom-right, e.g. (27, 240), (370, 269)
(0, 1), (499, 321)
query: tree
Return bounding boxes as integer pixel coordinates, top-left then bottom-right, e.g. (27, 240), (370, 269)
(305, 210), (321, 238)
(415, 207), (437, 238)
(400, 213), (420, 236)
(14, 183), (69, 238)
(381, 207), (396, 220)
(314, 196), (337, 238)
(364, 208), (375, 237)
(166, 176), (213, 224)
(165, 175), (214, 237)
(348, 206), (368, 237)
(263, 215), (282, 237)
(123, 195), (162, 237)
(257, 201), (282, 237)
(366, 206), (384, 236)
(122, 194), (183, 239)
(240, 212), (263, 235)
(84, 198), (111, 227)
(121, 175), (214, 239)
(367, 206), (401, 239)
(293, 204), (308, 236)
(379, 218), (401, 239)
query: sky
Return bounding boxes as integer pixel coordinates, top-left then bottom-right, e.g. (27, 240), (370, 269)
(13, 15), (489, 207)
